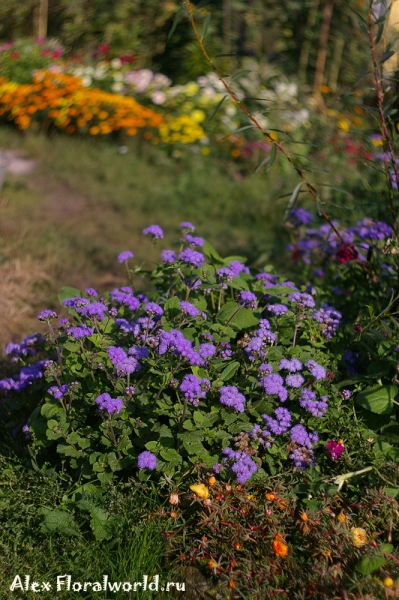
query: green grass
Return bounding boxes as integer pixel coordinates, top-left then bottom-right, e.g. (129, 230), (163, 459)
(0, 126), (300, 347)
(0, 435), (172, 600)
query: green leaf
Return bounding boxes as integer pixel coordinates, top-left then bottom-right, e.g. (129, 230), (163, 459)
(379, 543), (394, 553)
(208, 95), (227, 124)
(284, 183), (302, 220)
(355, 385), (396, 414)
(200, 13), (211, 41)
(39, 508), (79, 536)
(380, 423), (399, 443)
(230, 69), (252, 82)
(202, 239), (224, 263)
(57, 443), (81, 458)
(166, 6), (182, 43)
(220, 361), (240, 381)
(356, 554), (385, 575)
(58, 286), (81, 306)
(160, 448), (182, 463)
(254, 144), (277, 173)
(379, 50), (395, 64)
(217, 301), (239, 323)
(384, 487), (399, 498)
(268, 286), (296, 295)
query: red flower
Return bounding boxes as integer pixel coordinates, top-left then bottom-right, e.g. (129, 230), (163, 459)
(335, 244), (358, 264)
(10, 51), (19, 59)
(326, 440), (344, 460)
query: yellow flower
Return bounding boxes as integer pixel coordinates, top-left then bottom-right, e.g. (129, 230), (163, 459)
(338, 120), (349, 132)
(190, 483), (210, 499)
(185, 82), (199, 97)
(201, 147), (210, 155)
(338, 512), (346, 523)
(350, 527), (368, 547)
(383, 577), (394, 588)
(191, 109), (205, 123)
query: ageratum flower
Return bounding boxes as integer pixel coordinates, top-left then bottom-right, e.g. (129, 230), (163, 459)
(180, 221), (195, 231)
(178, 248), (205, 268)
(111, 287), (140, 311)
(179, 374), (211, 406)
(288, 208), (313, 226)
(143, 224), (164, 239)
(285, 373), (305, 388)
(37, 309), (58, 321)
(137, 450), (156, 470)
(289, 292), (315, 309)
(161, 249), (176, 264)
(278, 358), (303, 372)
(95, 392), (123, 415)
(179, 301), (200, 317)
(67, 326), (93, 339)
(222, 448), (257, 484)
(185, 234), (204, 247)
(108, 346), (140, 376)
(117, 250), (134, 263)
(239, 290), (257, 309)
(145, 303), (164, 318)
(48, 384), (69, 399)
(306, 360), (326, 381)
(219, 386), (246, 412)
(266, 304), (288, 316)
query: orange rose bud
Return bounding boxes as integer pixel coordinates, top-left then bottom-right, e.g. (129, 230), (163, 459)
(208, 476), (216, 486)
(170, 511), (178, 518)
(272, 534), (288, 557)
(277, 498), (288, 509)
(338, 512), (346, 523)
(208, 560), (217, 569)
(234, 542), (241, 550)
(169, 493), (179, 505)
(230, 560), (237, 568)
(229, 580), (236, 589)
(265, 493), (276, 501)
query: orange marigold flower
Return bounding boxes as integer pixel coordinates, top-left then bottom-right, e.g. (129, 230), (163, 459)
(208, 476), (216, 486)
(272, 534), (288, 557)
(300, 512), (309, 522)
(265, 493), (276, 501)
(208, 560), (217, 569)
(229, 580), (236, 589)
(338, 512), (346, 523)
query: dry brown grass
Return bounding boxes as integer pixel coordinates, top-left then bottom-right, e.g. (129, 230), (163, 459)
(0, 256), (50, 349)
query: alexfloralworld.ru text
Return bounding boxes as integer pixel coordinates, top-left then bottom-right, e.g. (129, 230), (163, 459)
(9, 575), (185, 593)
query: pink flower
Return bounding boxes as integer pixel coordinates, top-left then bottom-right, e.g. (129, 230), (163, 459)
(326, 440), (344, 460)
(10, 51), (19, 59)
(335, 244), (358, 264)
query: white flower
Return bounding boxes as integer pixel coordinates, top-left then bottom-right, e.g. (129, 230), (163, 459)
(225, 105), (237, 117)
(81, 75), (92, 87)
(111, 58), (122, 70)
(151, 91), (167, 105)
(111, 81), (124, 93)
(113, 72), (124, 82)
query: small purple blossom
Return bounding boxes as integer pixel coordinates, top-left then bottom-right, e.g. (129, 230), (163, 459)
(180, 301), (200, 317)
(239, 290), (257, 309)
(178, 248), (205, 268)
(67, 326), (93, 339)
(199, 343), (217, 359)
(185, 234), (204, 247)
(219, 386), (246, 412)
(180, 221), (195, 231)
(161, 249), (176, 264)
(85, 288), (98, 297)
(289, 208), (314, 226)
(179, 374), (211, 406)
(278, 358), (303, 372)
(137, 450), (157, 470)
(342, 389), (351, 400)
(146, 303), (164, 317)
(289, 292), (315, 309)
(48, 384), (69, 399)
(37, 309), (58, 321)
(266, 304), (289, 316)
(108, 346), (140, 376)
(143, 224), (164, 239)
(306, 360), (326, 381)
(222, 448), (257, 484)
(95, 392), (123, 415)
(260, 373), (288, 401)
(117, 250), (134, 263)
(285, 373), (305, 388)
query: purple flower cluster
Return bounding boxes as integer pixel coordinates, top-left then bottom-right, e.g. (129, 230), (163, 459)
(37, 309), (58, 321)
(180, 301), (200, 317)
(108, 346), (140, 376)
(290, 424), (318, 449)
(289, 208), (314, 226)
(262, 407), (291, 436)
(137, 450), (157, 470)
(63, 296), (108, 321)
(5, 333), (44, 362)
(179, 374), (211, 406)
(180, 221), (195, 231)
(111, 287), (140, 311)
(67, 326), (93, 339)
(289, 292), (315, 309)
(222, 448), (258, 484)
(306, 360), (326, 381)
(117, 250), (134, 263)
(185, 234), (204, 247)
(228, 260), (250, 276)
(348, 218), (392, 241)
(219, 386), (246, 412)
(245, 320), (275, 362)
(278, 358), (303, 372)
(239, 290), (257, 309)
(143, 224), (164, 239)
(0, 360), (45, 392)
(266, 304), (288, 316)
(199, 343), (216, 359)
(285, 373), (305, 388)
(145, 303), (164, 318)
(260, 373), (288, 402)
(299, 389), (328, 417)
(220, 341), (233, 359)
(178, 248), (205, 268)
(95, 392), (123, 415)
(48, 384), (69, 399)
(312, 303), (342, 339)
(157, 329), (203, 365)
(161, 249), (176, 264)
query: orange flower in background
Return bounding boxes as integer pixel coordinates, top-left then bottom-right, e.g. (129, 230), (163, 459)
(272, 533), (288, 557)
(338, 512), (346, 523)
(265, 492), (276, 501)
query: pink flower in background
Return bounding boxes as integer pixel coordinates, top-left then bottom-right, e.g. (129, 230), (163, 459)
(326, 440), (344, 460)
(10, 51), (19, 59)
